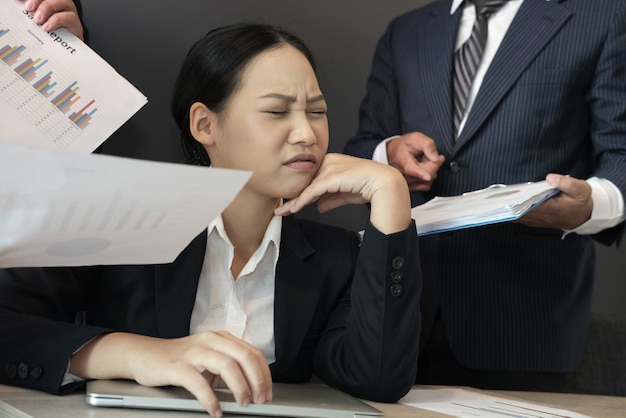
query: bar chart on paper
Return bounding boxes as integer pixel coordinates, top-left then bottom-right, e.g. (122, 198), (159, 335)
(0, 28), (97, 148)
(0, 0), (146, 153)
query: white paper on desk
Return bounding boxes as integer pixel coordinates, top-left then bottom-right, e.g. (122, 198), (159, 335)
(0, 140), (251, 267)
(0, 0), (147, 153)
(401, 388), (592, 418)
(411, 181), (559, 235)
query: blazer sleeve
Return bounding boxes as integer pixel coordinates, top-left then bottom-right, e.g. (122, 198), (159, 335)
(0, 266), (111, 394)
(589, 2), (626, 244)
(343, 19), (403, 160)
(312, 220), (421, 403)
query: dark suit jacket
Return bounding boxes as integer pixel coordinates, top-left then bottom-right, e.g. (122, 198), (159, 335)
(0, 216), (420, 402)
(345, 0), (626, 372)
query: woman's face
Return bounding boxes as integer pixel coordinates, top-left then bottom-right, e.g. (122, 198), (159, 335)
(204, 44), (329, 200)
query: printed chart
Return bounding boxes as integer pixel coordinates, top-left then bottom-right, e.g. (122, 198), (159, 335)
(0, 0), (146, 153)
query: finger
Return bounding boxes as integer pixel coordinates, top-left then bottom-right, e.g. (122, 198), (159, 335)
(189, 382), (224, 417)
(212, 331), (272, 404)
(316, 192), (366, 213)
(546, 173), (588, 199)
(30, 0), (75, 22)
(40, 13), (84, 39)
(26, 0), (84, 40)
(275, 178), (333, 215)
(402, 158), (439, 182)
(168, 365), (224, 417)
(22, 0), (45, 12)
(419, 142), (444, 163)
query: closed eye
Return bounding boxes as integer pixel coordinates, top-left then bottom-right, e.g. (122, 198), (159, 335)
(308, 110), (327, 118)
(265, 111), (288, 117)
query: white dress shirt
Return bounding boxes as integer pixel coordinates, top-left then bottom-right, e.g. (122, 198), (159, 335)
(63, 215), (280, 385)
(372, 0), (624, 235)
(190, 214), (280, 364)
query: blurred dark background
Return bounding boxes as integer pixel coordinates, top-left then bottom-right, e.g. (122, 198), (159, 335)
(82, 0), (625, 315)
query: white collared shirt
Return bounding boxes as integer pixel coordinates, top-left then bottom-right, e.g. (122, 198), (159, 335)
(372, 0), (624, 234)
(63, 215), (280, 386)
(189, 214), (280, 364)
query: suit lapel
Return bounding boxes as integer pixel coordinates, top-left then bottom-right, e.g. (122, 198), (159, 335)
(153, 231), (206, 338)
(270, 216), (325, 375)
(149, 218), (326, 371)
(456, 0), (573, 146)
(418, 1), (462, 153)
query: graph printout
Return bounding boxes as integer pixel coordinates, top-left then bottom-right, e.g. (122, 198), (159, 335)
(0, 139), (252, 268)
(0, 0), (147, 153)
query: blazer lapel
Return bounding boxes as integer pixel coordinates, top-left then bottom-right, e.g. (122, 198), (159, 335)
(456, 0), (573, 145)
(418, 1), (462, 153)
(153, 231), (206, 338)
(270, 217), (325, 375)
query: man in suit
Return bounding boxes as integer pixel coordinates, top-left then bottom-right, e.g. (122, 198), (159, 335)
(344, 0), (626, 391)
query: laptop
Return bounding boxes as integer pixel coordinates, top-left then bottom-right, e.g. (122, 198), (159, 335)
(86, 379), (384, 418)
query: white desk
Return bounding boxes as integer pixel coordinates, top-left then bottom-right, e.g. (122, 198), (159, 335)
(1, 384), (625, 417)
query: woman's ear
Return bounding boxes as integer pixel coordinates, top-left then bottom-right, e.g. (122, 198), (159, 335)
(189, 102), (216, 146)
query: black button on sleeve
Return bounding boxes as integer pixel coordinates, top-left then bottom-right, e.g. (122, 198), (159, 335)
(5, 363), (17, 379)
(391, 256), (405, 269)
(390, 284), (403, 297)
(29, 365), (44, 380)
(18, 362), (29, 379)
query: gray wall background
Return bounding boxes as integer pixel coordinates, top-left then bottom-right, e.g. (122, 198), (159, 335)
(81, 0), (625, 315)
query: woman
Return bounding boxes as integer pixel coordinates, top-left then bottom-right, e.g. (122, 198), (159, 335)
(0, 23), (421, 417)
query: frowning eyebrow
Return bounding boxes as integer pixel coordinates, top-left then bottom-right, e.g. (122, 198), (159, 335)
(258, 93), (325, 104)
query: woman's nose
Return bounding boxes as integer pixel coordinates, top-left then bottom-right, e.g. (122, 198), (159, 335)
(288, 114), (317, 146)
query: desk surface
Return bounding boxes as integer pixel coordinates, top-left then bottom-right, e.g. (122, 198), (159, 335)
(1, 384), (625, 418)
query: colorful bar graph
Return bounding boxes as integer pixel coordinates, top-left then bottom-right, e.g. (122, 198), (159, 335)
(0, 23), (97, 129)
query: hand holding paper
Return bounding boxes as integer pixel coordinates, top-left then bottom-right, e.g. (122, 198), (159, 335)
(515, 174), (593, 230)
(411, 181), (559, 235)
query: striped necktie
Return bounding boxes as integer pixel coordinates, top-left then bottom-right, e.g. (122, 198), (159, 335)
(453, 0), (508, 135)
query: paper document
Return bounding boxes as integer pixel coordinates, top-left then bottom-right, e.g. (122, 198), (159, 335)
(411, 181), (559, 235)
(0, 140), (251, 268)
(401, 388), (592, 418)
(0, 0), (147, 153)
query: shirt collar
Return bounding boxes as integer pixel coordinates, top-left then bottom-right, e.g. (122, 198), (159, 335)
(450, 0), (522, 15)
(451, 0), (465, 14)
(208, 214), (282, 253)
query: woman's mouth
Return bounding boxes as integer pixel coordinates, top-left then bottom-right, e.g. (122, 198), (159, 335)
(284, 154), (317, 170)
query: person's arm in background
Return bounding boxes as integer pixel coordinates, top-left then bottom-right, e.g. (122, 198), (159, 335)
(343, 19), (444, 193)
(517, 3), (626, 242)
(20, 0), (86, 42)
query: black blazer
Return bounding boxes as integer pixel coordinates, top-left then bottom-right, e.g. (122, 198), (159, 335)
(0, 216), (421, 403)
(345, 0), (626, 372)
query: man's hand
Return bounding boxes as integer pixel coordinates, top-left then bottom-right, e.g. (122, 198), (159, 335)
(517, 174), (593, 230)
(21, 0), (85, 41)
(386, 132), (445, 192)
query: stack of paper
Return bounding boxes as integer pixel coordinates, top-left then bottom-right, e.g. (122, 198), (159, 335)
(411, 181), (559, 235)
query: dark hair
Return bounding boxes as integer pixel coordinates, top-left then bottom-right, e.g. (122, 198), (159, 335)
(170, 23), (317, 166)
